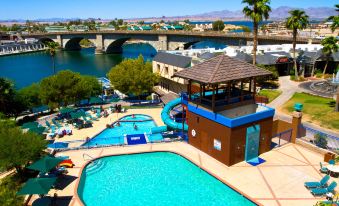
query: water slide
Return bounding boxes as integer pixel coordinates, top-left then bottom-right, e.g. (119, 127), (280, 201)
(160, 98), (188, 131)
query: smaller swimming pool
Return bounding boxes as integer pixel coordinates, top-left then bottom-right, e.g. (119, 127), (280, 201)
(82, 114), (163, 147)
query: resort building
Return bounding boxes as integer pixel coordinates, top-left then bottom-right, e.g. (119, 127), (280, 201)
(174, 55), (275, 166)
(128, 25), (153, 31)
(95, 25), (115, 31)
(69, 25), (89, 32)
(152, 52), (192, 94)
(45, 26), (68, 33)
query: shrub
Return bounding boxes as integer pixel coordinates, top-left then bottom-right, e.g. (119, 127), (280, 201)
(314, 133), (328, 149)
(0, 175), (24, 206)
(146, 95), (153, 101)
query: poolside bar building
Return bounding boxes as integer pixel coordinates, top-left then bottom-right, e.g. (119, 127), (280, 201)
(174, 55), (275, 166)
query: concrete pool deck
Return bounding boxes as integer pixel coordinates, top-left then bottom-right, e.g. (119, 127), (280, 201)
(29, 141), (333, 206)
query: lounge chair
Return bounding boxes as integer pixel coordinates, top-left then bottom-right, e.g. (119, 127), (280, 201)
(304, 175), (330, 188)
(311, 181), (337, 196)
(320, 162), (329, 173)
(52, 119), (62, 128)
(96, 111), (101, 118)
(45, 121), (52, 128)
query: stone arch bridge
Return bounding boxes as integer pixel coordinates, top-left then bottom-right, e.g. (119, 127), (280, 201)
(23, 31), (319, 54)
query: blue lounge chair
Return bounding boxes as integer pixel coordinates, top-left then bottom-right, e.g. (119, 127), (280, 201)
(304, 175), (330, 188)
(320, 162), (329, 173)
(311, 181), (337, 196)
(52, 119), (62, 128)
(45, 121), (52, 128)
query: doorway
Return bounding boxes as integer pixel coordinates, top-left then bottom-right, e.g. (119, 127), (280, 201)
(245, 125), (261, 161)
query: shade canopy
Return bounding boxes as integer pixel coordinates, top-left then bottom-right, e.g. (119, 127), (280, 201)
(173, 55), (272, 84)
(21, 122), (39, 129)
(59, 107), (76, 114)
(47, 142), (69, 149)
(17, 177), (57, 195)
(28, 126), (46, 135)
(89, 97), (103, 105)
(27, 156), (64, 173)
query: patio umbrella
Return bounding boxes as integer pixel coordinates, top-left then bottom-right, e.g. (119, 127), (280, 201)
(89, 97), (103, 105)
(17, 177), (57, 195)
(47, 142), (69, 149)
(21, 122), (39, 129)
(28, 126), (46, 135)
(59, 107), (76, 114)
(70, 112), (82, 119)
(27, 156), (64, 173)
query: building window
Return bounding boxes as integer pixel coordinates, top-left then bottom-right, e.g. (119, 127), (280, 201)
(157, 64), (161, 73)
(164, 66), (169, 75)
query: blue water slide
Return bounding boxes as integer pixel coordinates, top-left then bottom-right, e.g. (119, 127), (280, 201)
(161, 98), (188, 131)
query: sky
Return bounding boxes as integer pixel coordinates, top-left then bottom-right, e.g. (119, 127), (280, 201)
(0, 0), (337, 20)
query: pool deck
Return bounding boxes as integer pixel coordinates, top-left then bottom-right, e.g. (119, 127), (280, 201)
(29, 141), (333, 206)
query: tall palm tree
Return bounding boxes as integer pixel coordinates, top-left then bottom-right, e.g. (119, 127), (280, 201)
(327, 4), (339, 33)
(286, 10), (309, 80)
(242, 0), (271, 65)
(46, 41), (59, 74)
(321, 36), (338, 78)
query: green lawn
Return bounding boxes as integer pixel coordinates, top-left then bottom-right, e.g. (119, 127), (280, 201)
(282, 93), (339, 131)
(258, 89), (282, 103)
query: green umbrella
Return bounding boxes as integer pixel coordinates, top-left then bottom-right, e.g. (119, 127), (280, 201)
(21, 122), (39, 129)
(70, 112), (82, 119)
(59, 107), (75, 114)
(28, 126), (46, 135)
(17, 177), (57, 195)
(27, 156), (64, 173)
(89, 97), (103, 105)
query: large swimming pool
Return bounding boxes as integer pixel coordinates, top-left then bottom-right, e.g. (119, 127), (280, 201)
(77, 152), (256, 206)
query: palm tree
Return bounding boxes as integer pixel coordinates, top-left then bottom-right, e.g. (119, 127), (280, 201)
(321, 36), (338, 78)
(242, 0), (271, 65)
(45, 41), (59, 74)
(286, 10), (309, 80)
(327, 4), (339, 33)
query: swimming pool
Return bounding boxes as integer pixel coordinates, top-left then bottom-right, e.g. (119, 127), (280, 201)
(77, 152), (256, 206)
(82, 114), (163, 147)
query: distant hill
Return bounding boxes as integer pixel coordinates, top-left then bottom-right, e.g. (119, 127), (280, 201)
(191, 6), (336, 21)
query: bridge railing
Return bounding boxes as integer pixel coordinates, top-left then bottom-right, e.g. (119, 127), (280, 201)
(22, 30), (317, 42)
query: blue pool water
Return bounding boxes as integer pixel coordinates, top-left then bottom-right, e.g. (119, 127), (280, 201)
(78, 152), (256, 206)
(82, 114), (163, 147)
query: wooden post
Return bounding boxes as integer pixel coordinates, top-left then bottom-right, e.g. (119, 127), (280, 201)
(227, 81), (231, 103)
(336, 88), (339, 112)
(249, 77), (252, 92)
(212, 84), (216, 112)
(199, 83), (202, 103)
(203, 84), (206, 97)
(253, 78), (257, 99)
(188, 80), (192, 100)
(291, 111), (302, 143)
(240, 80), (244, 101)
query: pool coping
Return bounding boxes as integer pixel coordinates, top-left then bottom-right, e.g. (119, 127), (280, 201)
(82, 114), (156, 147)
(73, 150), (263, 206)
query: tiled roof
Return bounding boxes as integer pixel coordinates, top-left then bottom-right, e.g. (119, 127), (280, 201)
(153, 52), (192, 68)
(173, 55), (272, 84)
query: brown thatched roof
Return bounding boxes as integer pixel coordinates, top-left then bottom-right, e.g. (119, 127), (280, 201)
(173, 55), (272, 84)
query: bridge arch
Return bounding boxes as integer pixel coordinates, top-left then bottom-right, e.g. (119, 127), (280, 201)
(64, 37), (95, 51)
(38, 37), (55, 45)
(105, 38), (158, 54)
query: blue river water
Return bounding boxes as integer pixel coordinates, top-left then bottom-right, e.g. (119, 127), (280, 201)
(0, 41), (228, 89)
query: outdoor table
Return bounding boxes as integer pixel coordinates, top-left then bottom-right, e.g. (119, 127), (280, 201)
(327, 165), (339, 177)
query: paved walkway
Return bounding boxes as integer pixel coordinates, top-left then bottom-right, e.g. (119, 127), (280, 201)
(28, 142), (331, 206)
(268, 76), (339, 137)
